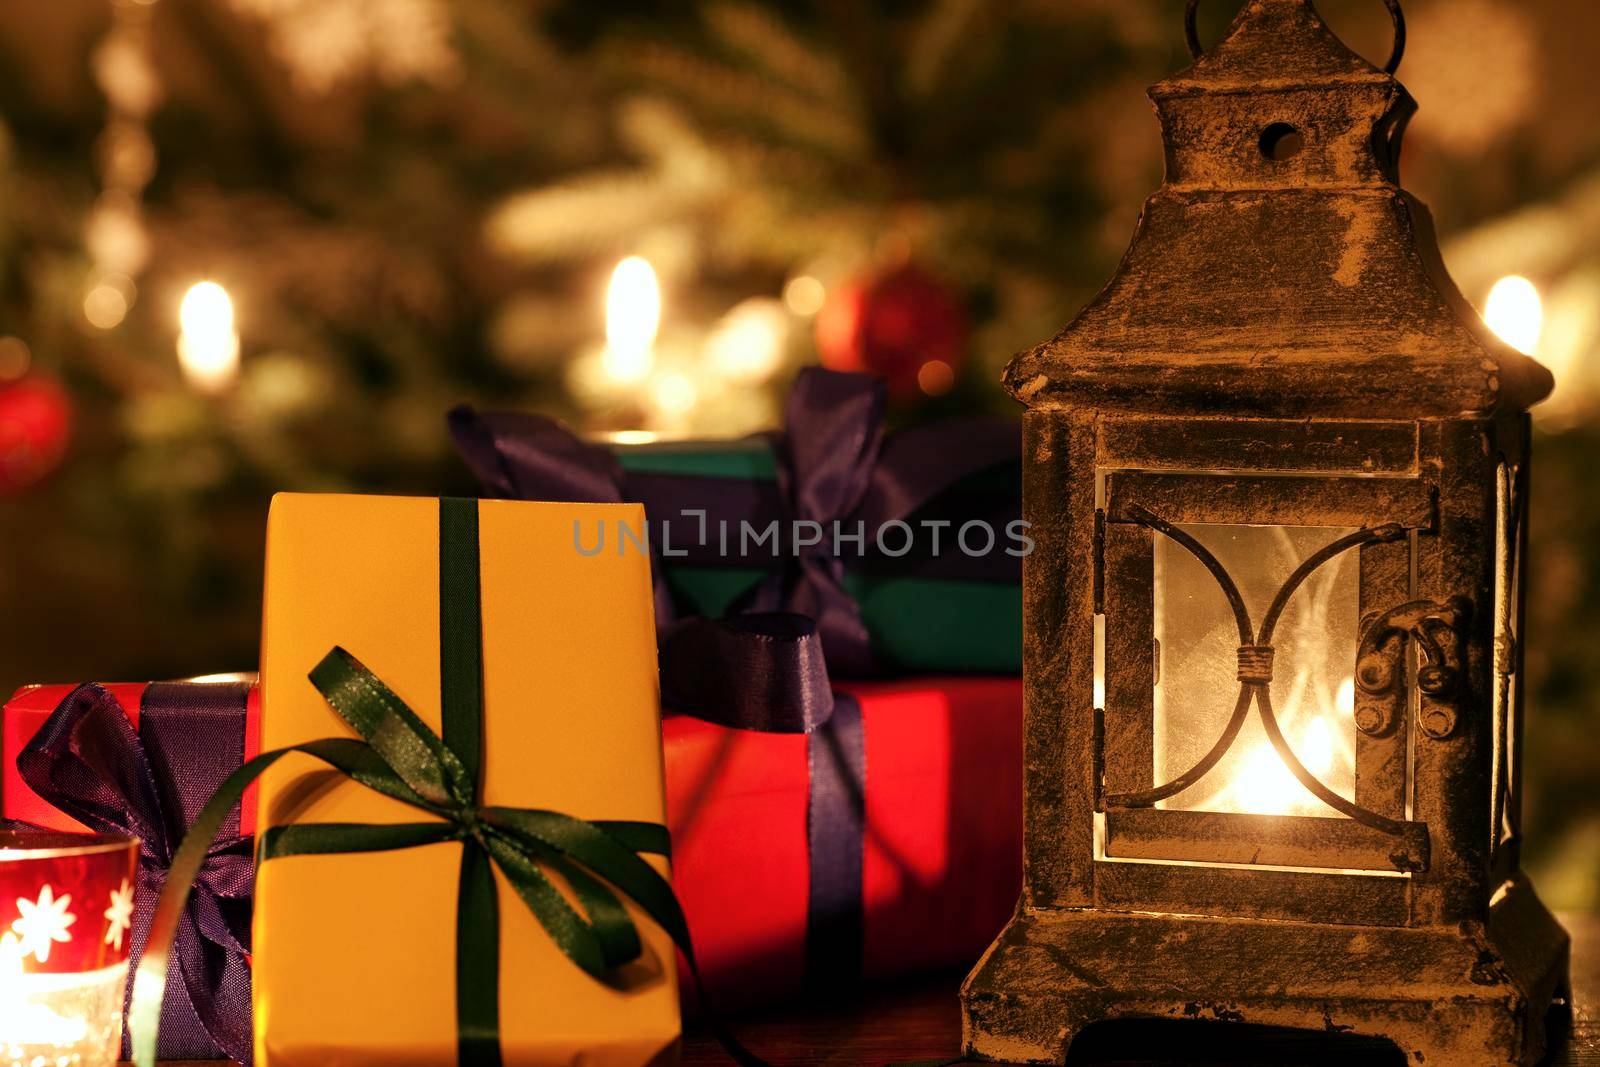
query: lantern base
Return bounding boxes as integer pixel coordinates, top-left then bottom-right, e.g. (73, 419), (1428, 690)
(961, 875), (1568, 1066)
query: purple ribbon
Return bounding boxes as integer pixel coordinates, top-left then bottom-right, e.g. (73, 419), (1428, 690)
(803, 692), (864, 994)
(727, 369), (884, 678)
(448, 367), (1019, 733)
(449, 368), (1018, 995)
(17, 682), (254, 1063)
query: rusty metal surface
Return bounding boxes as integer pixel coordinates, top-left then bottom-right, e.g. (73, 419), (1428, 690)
(1001, 0), (1551, 420)
(1103, 471), (1434, 530)
(669, 915), (1600, 1065)
(965, 878), (1568, 1065)
(967, 0), (1564, 1062)
(1092, 856), (1408, 926)
(1410, 418), (1499, 927)
(1356, 537), (1412, 820)
(1103, 808), (1427, 872)
(1016, 411), (1097, 909)
(1096, 416), (1420, 475)
(1101, 523), (1154, 796)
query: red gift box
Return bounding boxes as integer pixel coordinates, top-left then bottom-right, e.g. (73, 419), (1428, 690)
(665, 675), (1023, 1008)
(3, 680), (262, 835)
(7, 675), (1022, 1014)
(3, 678), (261, 1062)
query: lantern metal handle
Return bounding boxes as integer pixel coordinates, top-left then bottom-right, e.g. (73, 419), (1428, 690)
(1184, 0), (1407, 75)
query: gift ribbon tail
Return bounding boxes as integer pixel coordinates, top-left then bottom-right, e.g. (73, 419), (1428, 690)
(589, 819), (672, 857)
(804, 692), (865, 995)
(484, 810), (770, 1066)
(457, 840), (503, 1067)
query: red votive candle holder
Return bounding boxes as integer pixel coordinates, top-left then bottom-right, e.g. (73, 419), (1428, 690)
(0, 830), (138, 1067)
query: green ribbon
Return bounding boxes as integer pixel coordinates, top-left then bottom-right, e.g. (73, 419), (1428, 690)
(130, 497), (761, 1067)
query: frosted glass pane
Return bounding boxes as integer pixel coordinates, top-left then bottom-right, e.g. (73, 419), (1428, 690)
(1153, 523), (1359, 816)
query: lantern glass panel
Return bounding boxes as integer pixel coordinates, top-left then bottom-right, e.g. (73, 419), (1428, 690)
(1152, 522), (1359, 816)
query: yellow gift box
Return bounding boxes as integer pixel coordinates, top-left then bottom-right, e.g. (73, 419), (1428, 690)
(255, 492), (679, 1067)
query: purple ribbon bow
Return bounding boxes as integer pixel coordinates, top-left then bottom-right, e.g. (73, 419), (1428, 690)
(448, 367), (1018, 734)
(17, 682), (254, 1063)
(730, 368), (885, 678)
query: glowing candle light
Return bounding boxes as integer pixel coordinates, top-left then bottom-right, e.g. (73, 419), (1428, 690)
(1227, 715), (1337, 817)
(1483, 275), (1543, 356)
(177, 281), (240, 392)
(704, 298), (787, 383)
(0, 832), (137, 1067)
(782, 274), (825, 317)
(602, 257), (661, 384)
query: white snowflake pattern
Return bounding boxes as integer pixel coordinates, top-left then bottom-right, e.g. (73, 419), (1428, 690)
(104, 878), (135, 951)
(11, 884), (76, 963)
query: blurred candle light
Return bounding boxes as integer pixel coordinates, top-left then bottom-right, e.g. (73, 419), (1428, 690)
(177, 281), (240, 392)
(705, 298), (788, 383)
(83, 285), (128, 330)
(1483, 275), (1543, 355)
(603, 257), (660, 384)
(651, 370), (698, 419)
(606, 429), (659, 446)
(917, 359), (956, 396)
(1533, 273), (1599, 427)
(783, 274), (826, 317)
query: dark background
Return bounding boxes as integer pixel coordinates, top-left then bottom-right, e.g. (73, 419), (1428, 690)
(1, 0), (1596, 905)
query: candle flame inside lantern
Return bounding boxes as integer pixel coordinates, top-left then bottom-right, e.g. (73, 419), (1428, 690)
(177, 280), (240, 392)
(603, 256), (660, 383)
(1216, 674), (1355, 818)
(1228, 714), (1338, 816)
(1483, 275), (1543, 356)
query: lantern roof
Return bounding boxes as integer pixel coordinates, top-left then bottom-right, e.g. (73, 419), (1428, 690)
(1005, 0), (1552, 418)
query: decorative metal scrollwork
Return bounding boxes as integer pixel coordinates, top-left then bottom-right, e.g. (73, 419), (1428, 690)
(1103, 504), (1414, 836)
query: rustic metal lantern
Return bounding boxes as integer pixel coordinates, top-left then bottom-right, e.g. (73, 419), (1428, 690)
(962, 1), (1568, 1064)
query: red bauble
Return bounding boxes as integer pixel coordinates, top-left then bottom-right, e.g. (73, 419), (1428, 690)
(0, 375), (72, 495)
(815, 263), (968, 396)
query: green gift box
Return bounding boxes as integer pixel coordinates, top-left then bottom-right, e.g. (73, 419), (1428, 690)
(449, 368), (1023, 678)
(612, 437), (1022, 674)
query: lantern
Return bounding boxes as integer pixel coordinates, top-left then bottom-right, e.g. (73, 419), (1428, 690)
(962, 2), (1568, 1064)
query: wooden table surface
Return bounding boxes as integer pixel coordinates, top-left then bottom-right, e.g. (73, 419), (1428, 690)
(142, 914), (1598, 1066)
(678, 913), (1600, 1066)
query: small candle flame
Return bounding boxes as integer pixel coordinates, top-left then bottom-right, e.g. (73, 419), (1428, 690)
(177, 280), (241, 392)
(1220, 679), (1351, 817)
(1229, 736), (1308, 816)
(603, 256), (660, 383)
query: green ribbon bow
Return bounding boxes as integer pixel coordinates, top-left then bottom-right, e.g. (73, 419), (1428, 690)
(131, 497), (759, 1067)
